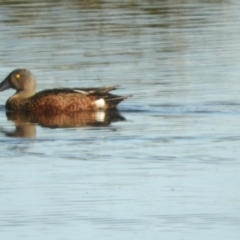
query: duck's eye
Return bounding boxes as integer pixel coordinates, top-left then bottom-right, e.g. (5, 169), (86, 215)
(15, 74), (20, 79)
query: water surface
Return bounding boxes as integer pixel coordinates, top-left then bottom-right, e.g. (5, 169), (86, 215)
(0, 0), (240, 239)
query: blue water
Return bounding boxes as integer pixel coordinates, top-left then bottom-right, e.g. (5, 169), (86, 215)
(0, 0), (240, 239)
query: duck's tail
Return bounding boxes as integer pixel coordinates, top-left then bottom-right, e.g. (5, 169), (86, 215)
(96, 86), (132, 108)
(104, 94), (132, 108)
(74, 86), (132, 109)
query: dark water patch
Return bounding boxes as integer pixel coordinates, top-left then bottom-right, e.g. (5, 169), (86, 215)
(148, 213), (240, 227)
(207, 101), (240, 106)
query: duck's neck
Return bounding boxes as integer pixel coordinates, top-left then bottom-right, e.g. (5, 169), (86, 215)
(16, 89), (35, 99)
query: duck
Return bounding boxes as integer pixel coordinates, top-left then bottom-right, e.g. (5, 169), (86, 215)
(0, 69), (131, 115)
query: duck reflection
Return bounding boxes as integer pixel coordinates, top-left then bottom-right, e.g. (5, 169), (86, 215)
(1, 110), (125, 138)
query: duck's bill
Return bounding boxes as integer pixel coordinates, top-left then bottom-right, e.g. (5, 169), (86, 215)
(0, 77), (10, 91)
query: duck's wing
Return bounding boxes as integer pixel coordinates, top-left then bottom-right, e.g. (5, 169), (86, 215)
(73, 86), (120, 95)
(36, 86), (119, 97)
(73, 86), (132, 107)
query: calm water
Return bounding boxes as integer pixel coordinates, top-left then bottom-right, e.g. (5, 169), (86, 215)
(0, 0), (240, 239)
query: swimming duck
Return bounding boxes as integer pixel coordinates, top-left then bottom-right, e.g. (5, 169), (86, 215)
(0, 69), (131, 114)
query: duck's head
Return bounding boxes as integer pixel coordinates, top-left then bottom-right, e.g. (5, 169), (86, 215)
(0, 69), (36, 96)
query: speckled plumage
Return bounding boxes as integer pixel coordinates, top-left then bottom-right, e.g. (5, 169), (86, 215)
(0, 69), (131, 114)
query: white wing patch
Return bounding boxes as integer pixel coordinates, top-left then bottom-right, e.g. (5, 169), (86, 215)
(95, 98), (106, 108)
(73, 90), (88, 94)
